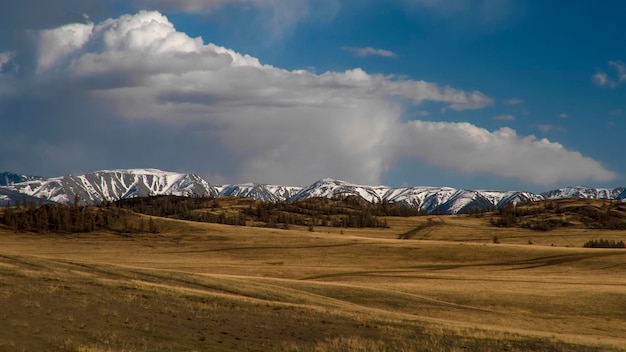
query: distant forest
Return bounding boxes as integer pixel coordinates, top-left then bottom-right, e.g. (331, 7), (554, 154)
(583, 239), (625, 248)
(489, 200), (626, 231)
(2, 197), (625, 250)
(0, 194), (425, 233)
(1, 201), (155, 234)
(113, 194), (426, 229)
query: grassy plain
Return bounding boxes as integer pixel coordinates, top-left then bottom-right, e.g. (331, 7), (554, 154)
(1, 206), (625, 351)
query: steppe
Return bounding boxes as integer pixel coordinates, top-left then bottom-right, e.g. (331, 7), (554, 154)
(1, 201), (625, 351)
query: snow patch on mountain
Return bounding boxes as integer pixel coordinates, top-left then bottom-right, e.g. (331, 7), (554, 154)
(216, 183), (302, 202)
(541, 186), (626, 200)
(0, 172), (46, 186)
(0, 169), (623, 213)
(2, 169), (216, 205)
(288, 179), (544, 214)
(290, 178), (388, 203)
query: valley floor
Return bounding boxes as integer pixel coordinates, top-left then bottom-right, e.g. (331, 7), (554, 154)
(1, 216), (625, 351)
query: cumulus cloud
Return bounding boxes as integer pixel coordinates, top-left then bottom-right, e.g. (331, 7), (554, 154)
(593, 61), (626, 88)
(38, 23), (94, 72)
(0, 11), (616, 187)
(396, 123), (615, 185)
(343, 46), (397, 58)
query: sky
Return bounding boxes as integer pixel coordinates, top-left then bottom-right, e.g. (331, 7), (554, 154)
(0, 0), (625, 192)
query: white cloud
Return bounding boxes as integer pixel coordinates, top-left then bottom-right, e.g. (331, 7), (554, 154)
(559, 113), (568, 119)
(592, 71), (609, 87)
(397, 123), (615, 185)
(343, 46), (397, 58)
(38, 22), (94, 72)
(493, 114), (514, 121)
(610, 108), (622, 116)
(503, 98), (523, 105)
(593, 61), (626, 88)
(16, 11), (616, 187)
(0, 51), (15, 70)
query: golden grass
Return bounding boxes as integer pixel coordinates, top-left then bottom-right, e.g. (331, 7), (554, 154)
(0, 213), (625, 351)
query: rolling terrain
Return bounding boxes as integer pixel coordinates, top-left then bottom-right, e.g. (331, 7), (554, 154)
(1, 199), (625, 351)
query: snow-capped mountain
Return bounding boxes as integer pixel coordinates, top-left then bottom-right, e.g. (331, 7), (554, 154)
(1, 169), (216, 205)
(0, 169), (624, 214)
(0, 172), (45, 186)
(0, 188), (56, 206)
(216, 183), (303, 203)
(290, 178), (390, 203)
(541, 186), (626, 201)
(288, 178), (543, 214)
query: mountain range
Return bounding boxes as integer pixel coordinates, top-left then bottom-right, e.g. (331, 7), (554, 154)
(0, 169), (624, 214)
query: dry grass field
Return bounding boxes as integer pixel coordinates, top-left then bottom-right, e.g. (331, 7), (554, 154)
(1, 203), (626, 351)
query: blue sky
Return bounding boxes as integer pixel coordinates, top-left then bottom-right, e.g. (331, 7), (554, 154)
(0, 0), (624, 192)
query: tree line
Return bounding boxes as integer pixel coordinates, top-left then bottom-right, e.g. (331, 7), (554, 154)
(489, 201), (626, 231)
(1, 194), (428, 233)
(583, 239), (625, 248)
(1, 201), (158, 234)
(114, 194), (426, 229)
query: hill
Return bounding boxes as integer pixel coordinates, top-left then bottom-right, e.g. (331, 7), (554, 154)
(489, 198), (626, 231)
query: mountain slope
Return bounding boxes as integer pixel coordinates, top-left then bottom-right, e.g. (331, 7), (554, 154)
(289, 179), (544, 214)
(290, 179), (389, 203)
(0, 169), (624, 214)
(0, 172), (45, 186)
(2, 169), (216, 205)
(541, 186), (626, 200)
(0, 188), (56, 206)
(216, 183), (302, 202)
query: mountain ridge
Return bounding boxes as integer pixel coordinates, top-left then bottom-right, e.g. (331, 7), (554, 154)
(0, 172), (46, 186)
(1, 169), (624, 213)
(0, 169), (216, 206)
